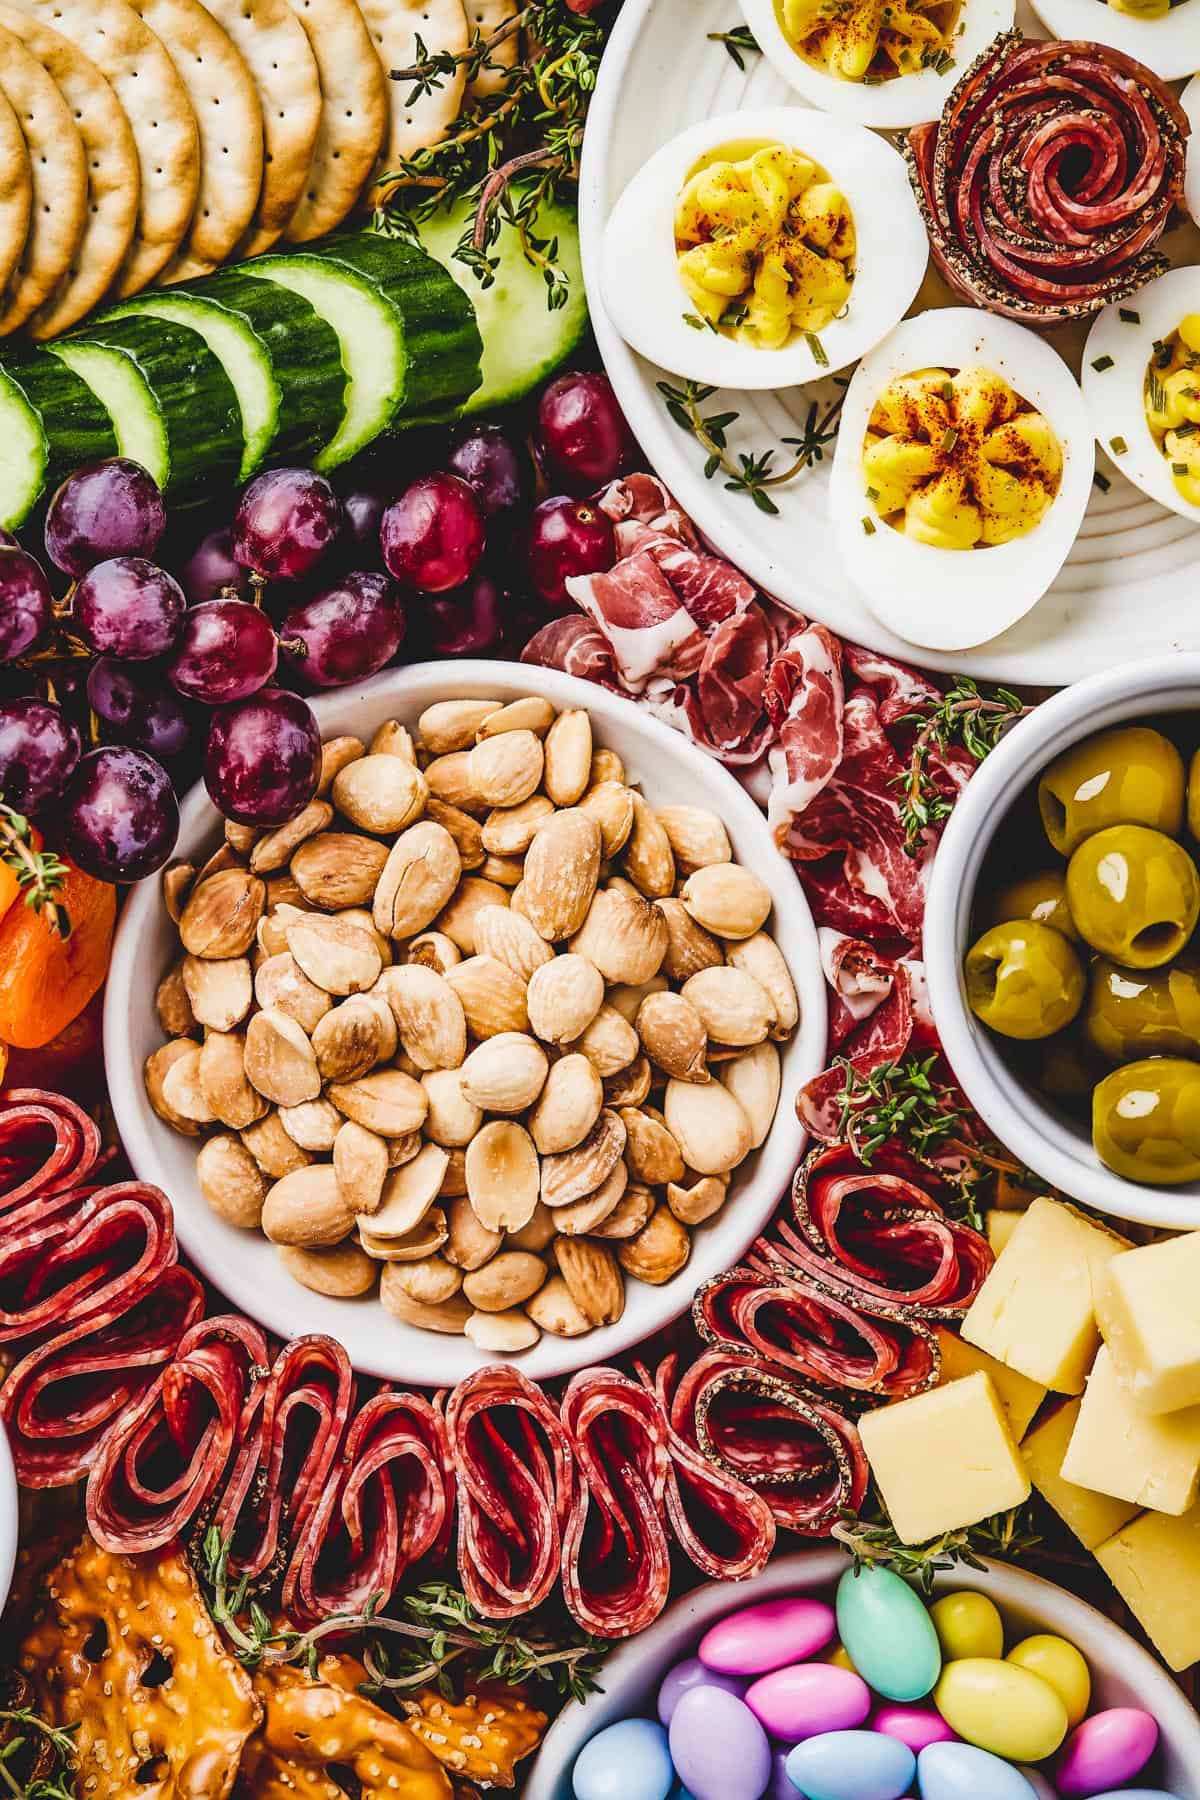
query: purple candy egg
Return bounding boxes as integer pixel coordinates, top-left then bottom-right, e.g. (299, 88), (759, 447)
(746, 1664), (871, 1742)
(1057, 1708), (1158, 1796)
(657, 1658), (746, 1726)
(669, 1687), (772, 1800)
(699, 1599), (836, 1676)
(872, 1703), (958, 1754)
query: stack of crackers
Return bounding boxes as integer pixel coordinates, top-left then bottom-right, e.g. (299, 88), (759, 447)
(0, 0), (517, 341)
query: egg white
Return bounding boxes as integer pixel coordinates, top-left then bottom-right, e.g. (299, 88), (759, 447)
(738, 0), (1013, 128)
(1027, 0), (1199, 82)
(1185, 76), (1200, 229)
(1081, 267), (1200, 528)
(828, 309), (1095, 652)
(600, 109), (929, 390)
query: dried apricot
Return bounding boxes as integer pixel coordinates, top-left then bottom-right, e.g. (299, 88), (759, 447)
(0, 861), (116, 1049)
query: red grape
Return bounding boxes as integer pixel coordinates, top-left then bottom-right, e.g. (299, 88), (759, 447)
(88, 657), (191, 760)
(0, 546), (52, 661)
(168, 599), (279, 705)
(0, 699), (81, 814)
(421, 569), (505, 658)
(380, 473), (485, 593)
(446, 425), (529, 523)
(232, 467), (343, 580)
(535, 372), (637, 495)
(280, 571), (405, 688)
(523, 495), (616, 609)
(180, 527), (243, 604)
(44, 459), (166, 577)
(205, 687), (321, 826)
(339, 483), (390, 555)
(63, 745), (178, 882)
(74, 557), (186, 661)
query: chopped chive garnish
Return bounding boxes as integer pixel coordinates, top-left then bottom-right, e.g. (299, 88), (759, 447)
(1147, 369), (1167, 415)
(940, 427), (959, 455)
(941, 379), (954, 401)
(1110, 435), (1128, 455)
(1091, 354), (1114, 372)
(1175, 421), (1199, 438)
(862, 516), (877, 534)
(1172, 462), (1191, 476)
(1093, 470), (1111, 493)
(1153, 338), (1168, 354)
(866, 485), (880, 500)
(1119, 308), (1140, 324)
(804, 331), (829, 367)
(682, 312), (708, 332)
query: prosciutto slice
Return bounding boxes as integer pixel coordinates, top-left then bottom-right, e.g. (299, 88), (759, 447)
(566, 553), (707, 692)
(521, 613), (618, 688)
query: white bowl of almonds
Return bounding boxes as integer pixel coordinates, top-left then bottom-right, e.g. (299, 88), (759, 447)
(104, 662), (827, 1382)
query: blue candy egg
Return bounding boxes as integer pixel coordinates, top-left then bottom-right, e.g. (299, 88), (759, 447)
(1087, 1793), (1184, 1799)
(658, 1656), (747, 1724)
(669, 1686), (772, 1800)
(835, 1566), (942, 1703)
(916, 1741), (1038, 1800)
(785, 1729), (915, 1800)
(573, 1719), (674, 1800)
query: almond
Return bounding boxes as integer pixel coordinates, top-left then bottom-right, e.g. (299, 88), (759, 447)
(446, 954), (529, 1038)
(425, 796), (484, 870)
(541, 1108), (626, 1208)
(622, 793), (675, 898)
(257, 901), (306, 959)
(333, 1119), (389, 1215)
(655, 805), (732, 875)
(311, 995), (395, 1082)
(254, 952), (331, 1035)
(240, 1112), (313, 1179)
(637, 990), (708, 1082)
(439, 1146), (468, 1196)
(719, 1040), (781, 1148)
(405, 930), (462, 975)
(527, 954), (605, 1045)
(556, 1238), (624, 1326)
(681, 966), (774, 1047)
(620, 1107), (685, 1186)
(664, 1078), (753, 1175)
(361, 1206), (449, 1264)
(505, 1199), (557, 1254)
(445, 1193), (504, 1269)
(199, 1031), (268, 1130)
(481, 794), (554, 856)
(435, 876), (511, 954)
(287, 913), (382, 997)
(589, 746), (626, 787)
(418, 699), (501, 754)
(459, 1032), (548, 1114)
(375, 964), (467, 1070)
(424, 750), (482, 814)
(528, 1052), (604, 1155)
(467, 728), (544, 807)
(591, 1182), (656, 1240)
(265, 874), (310, 914)
(667, 1172), (729, 1225)
(317, 735), (365, 795)
(463, 1250), (547, 1313)
(362, 1143), (449, 1238)
(162, 860), (194, 924)
(382, 1253), (462, 1305)
(607, 976), (669, 1023)
(465, 1121), (539, 1232)
(479, 852), (523, 888)
(604, 1055), (653, 1108)
(155, 960), (196, 1038)
(249, 801), (334, 874)
(570, 1003), (639, 1077)
(726, 932), (799, 1038)
(373, 820), (461, 940)
(279, 1097), (343, 1151)
(179, 868), (266, 958)
(553, 1160), (628, 1236)
(370, 719), (418, 761)
(380, 1274), (471, 1332)
(543, 708), (592, 806)
(522, 809), (601, 941)
(682, 864), (772, 941)
(579, 780), (635, 858)
(473, 905), (555, 981)
(465, 1309), (540, 1352)
(333, 753), (428, 834)
(476, 696), (556, 739)
(262, 1165), (355, 1248)
(197, 1134), (268, 1228)
(327, 1069), (428, 1137)
(569, 888), (668, 986)
(182, 955), (252, 1033)
(421, 1068), (483, 1147)
(657, 898), (724, 983)
(525, 1273), (591, 1337)
(279, 1242), (378, 1298)
(152, 1042), (210, 1130)
(292, 833), (389, 909)
(244, 1008), (321, 1107)
(617, 1205), (691, 1285)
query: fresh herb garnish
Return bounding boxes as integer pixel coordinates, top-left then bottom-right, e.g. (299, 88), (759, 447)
(1118, 307), (1140, 324)
(833, 1501), (1044, 1596)
(0, 1702), (78, 1800)
(940, 427), (959, 455)
(1110, 435), (1128, 455)
(707, 23), (761, 68)
(1147, 367), (1167, 416)
(656, 379), (844, 515)
(682, 311), (716, 332)
(893, 676), (1030, 852)
(0, 797), (69, 937)
(1093, 469), (1111, 493)
(862, 516), (876, 534)
(1090, 354), (1114, 373)
(805, 330), (829, 367)
(1172, 462), (1191, 476)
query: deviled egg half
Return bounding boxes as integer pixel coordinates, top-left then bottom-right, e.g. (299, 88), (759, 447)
(600, 109), (928, 389)
(1082, 267), (1200, 526)
(1028, 0), (1198, 82)
(1185, 77), (1200, 228)
(829, 309), (1094, 652)
(739, 0), (1013, 128)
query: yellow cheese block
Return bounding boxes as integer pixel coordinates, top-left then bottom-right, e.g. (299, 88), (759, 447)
(859, 1371), (1031, 1546)
(1061, 1345), (1200, 1516)
(936, 1326), (1046, 1441)
(1096, 1504), (1200, 1671)
(1022, 1399), (1139, 1551)
(986, 1210), (1021, 1255)
(1098, 1230), (1200, 1416)
(961, 1197), (1129, 1393)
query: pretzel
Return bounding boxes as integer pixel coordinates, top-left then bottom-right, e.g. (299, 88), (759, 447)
(402, 1682), (548, 1789)
(18, 1535), (259, 1799)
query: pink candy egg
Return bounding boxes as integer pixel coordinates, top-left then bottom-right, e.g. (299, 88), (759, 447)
(1056, 1708), (1159, 1795)
(699, 1599), (837, 1676)
(745, 1663), (871, 1741)
(872, 1703), (958, 1754)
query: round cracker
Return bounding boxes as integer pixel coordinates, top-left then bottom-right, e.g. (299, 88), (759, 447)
(0, 86), (30, 299)
(464, 0), (518, 100)
(5, 0), (198, 297)
(131, 0), (264, 280)
(282, 0), (387, 244)
(0, 3), (140, 338)
(0, 22), (86, 331)
(358, 0), (466, 206)
(203, 0), (321, 258)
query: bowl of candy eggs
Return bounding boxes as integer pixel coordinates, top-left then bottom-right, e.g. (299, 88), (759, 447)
(525, 1548), (1200, 1800)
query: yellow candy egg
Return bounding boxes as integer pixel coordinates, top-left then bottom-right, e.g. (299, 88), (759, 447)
(826, 1644), (859, 1674)
(933, 1658), (1069, 1762)
(1006, 1635), (1091, 1727)
(930, 1591), (1005, 1662)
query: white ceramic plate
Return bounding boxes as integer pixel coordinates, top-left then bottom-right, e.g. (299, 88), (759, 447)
(579, 0), (1200, 683)
(104, 662), (827, 1385)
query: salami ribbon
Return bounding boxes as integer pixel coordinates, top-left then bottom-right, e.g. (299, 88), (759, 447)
(560, 1368), (671, 1639)
(0, 1182), (176, 1346)
(0, 1089), (102, 1232)
(907, 32), (1189, 323)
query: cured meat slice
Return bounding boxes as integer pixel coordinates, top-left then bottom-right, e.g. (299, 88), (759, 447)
(566, 552), (707, 692)
(446, 1366), (573, 1621)
(560, 1367), (671, 1639)
(521, 614), (618, 688)
(0, 1088), (102, 1233)
(765, 623), (845, 838)
(284, 1388), (454, 1624)
(85, 1316), (268, 1554)
(0, 1181), (175, 1345)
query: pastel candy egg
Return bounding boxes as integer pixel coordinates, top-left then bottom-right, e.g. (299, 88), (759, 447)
(669, 1685), (772, 1800)
(700, 1598), (836, 1675)
(933, 1657), (1068, 1763)
(835, 1566), (942, 1702)
(573, 1719), (673, 1800)
(1015, 1769), (1058, 1800)
(1056, 1709), (1159, 1796)
(916, 1741), (1038, 1800)
(658, 1658), (747, 1725)
(826, 1644), (858, 1674)
(785, 1729), (915, 1800)
(1006, 1634), (1092, 1726)
(1087, 1791), (1183, 1799)
(930, 1591), (1005, 1661)
(871, 1702), (957, 1754)
(745, 1664), (871, 1741)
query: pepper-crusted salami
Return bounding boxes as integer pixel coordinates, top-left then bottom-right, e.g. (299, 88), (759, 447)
(0, 1089), (102, 1229)
(907, 33), (1189, 323)
(0, 1182), (176, 1345)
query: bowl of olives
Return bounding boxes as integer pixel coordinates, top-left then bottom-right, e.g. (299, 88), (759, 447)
(925, 652), (1200, 1230)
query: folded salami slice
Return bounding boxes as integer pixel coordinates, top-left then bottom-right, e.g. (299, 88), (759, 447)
(284, 1388), (454, 1624)
(84, 1315), (268, 1554)
(1, 1266), (205, 1486)
(0, 1088), (102, 1234)
(637, 1355), (775, 1583)
(560, 1368), (671, 1640)
(673, 1349), (868, 1534)
(445, 1366), (573, 1622)
(0, 1181), (176, 1346)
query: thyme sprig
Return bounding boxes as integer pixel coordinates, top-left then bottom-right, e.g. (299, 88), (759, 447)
(832, 1502), (1044, 1595)
(0, 1708), (77, 1800)
(893, 676), (1030, 852)
(656, 380), (845, 514)
(0, 798), (69, 937)
(708, 24), (761, 68)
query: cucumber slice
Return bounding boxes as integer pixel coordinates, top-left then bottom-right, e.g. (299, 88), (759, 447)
(0, 352), (116, 526)
(416, 190), (588, 413)
(241, 232), (481, 470)
(49, 340), (166, 489)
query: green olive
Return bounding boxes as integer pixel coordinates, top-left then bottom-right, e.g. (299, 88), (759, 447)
(1039, 726), (1185, 856)
(1188, 747), (1200, 842)
(1084, 958), (1200, 1063)
(1093, 1057), (1200, 1185)
(964, 920), (1086, 1040)
(985, 870), (1078, 941)
(1066, 825), (1200, 968)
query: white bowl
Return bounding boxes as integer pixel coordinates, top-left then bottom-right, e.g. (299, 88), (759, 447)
(0, 1422), (16, 1615)
(104, 661), (827, 1384)
(525, 1549), (1200, 1800)
(925, 652), (1200, 1231)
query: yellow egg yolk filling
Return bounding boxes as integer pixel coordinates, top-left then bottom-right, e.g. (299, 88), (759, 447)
(1144, 315), (1200, 508)
(778, 0), (962, 82)
(1108, 0), (1170, 17)
(863, 366), (1063, 549)
(674, 143), (855, 349)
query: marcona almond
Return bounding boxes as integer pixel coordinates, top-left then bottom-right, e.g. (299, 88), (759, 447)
(681, 966), (773, 1047)
(361, 1206), (448, 1263)
(406, 930), (462, 974)
(376, 964), (467, 1070)
(681, 864), (772, 940)
(620, 1107), (685, 1186)
(162, 861), (194, 924)
(380, 1273), (472, 1333)
(505, 1200), (557, 1254)
(435, 876), (510, 955)
(522, 809), (601, 941)
(362, 1143), (449, 1238)
(477, 695), (555, 739)
(254, 952), (332, 1035)
(266, 874), (310, 913)
(664, 1078), (753, 1175)
(384, 1253), (462, 1305)
(592, 1182), (656, 1240)
(571, 1003), (639, 1077)
(459, 1033), (548, 1114)
(421, 1069), (482, 1147)
(445, 1193), (504, 1269)
(553, 1160), (628, 1236)
(528, 1053), (603, 1155)
(578, 780), (635, 857)
(667, 1172), (728, 1225)
(463, 1250), (547, 1313)
(179, 869), (266, 958)
(244, 1009), (321, 1107)
(279, 1097), (343, 1151)
(424, 750), (481, 814)
(617, 1205), (691, 1285)
(479, 853), (523, 887)
(333, 1119), (389, 1215)
(199, 1031), (268, 1130)
(657, 898), (724, 983)
(465, 1121), (539, 1232)
(258, 901), (306, 959)
(292, 833), (389, 909)
(465, 1309), (540, 1352)
(541, 1108), (626, 1208)
(439, 1146), (467, 1196)
(333, 754), (428, 834)
(543, 708), (592, 806)
(446, 954), (528, 1038)
(719, 1040), (781, 1149)
(604, 1055), (652, 1108)
(418, 699), (501, 755)
(622, 793), (675, 898)
(556, 1239), (624, 1326)
(327, 1069), (427, 1137)
(527, 954), (604, 1046)
(390, 1130), (424, 1167)
(637, 990), (708, 1082)
(425, 796), (484, 870)
(317, 735), (364, 795)
(195, 843), (240, 885)
(278, 1242), (378, 1298)
(655, 805), (732, 876)
(181, 954), (253, 1033)
(569, 888), (668, 986)
(370, 719), (417, 762)
(262, 1165), (355, 1247)
(467, 728), (543, 807)
(372, 821), (461, 940)
(287, 914), (382, 996)
(241, 1112), (312, 1179)
(473, 905), (554, 981)
(726, 932), (799, 1038)
(312, 995), (395, 1082)
(607, 975), (668, 1023)
(157, 961), (197, 1038)
(526, 1273), (591, 1337)
(249, 801), (333, 874)
(481, 794), (554, 856)
(147, 1041), (206, 1133)
(589, 746), (626, 787)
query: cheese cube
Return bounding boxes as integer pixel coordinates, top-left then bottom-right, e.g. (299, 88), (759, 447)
(1097, 1230), (1200, 1415)
(935, 1326), (1046, 1441)
(1096, 1505), (1200, 1671)
(985, 1210), (1021, 1255)
(1022, 1399), (1139, 1551)
(859, 1372), (1030, 1546)
(1061, 1346), (1200, 1516)
(961, 1197), (1129, 1393)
